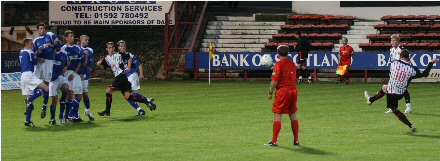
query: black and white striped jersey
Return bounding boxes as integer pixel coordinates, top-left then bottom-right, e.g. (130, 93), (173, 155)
(387, 60), (434, 94)
(389, 46), (405, 61)
(101, 52), (130, 77)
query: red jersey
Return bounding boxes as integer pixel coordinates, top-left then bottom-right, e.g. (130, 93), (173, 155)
(339, 45), (354, 65)
(271, 58), (297, 89)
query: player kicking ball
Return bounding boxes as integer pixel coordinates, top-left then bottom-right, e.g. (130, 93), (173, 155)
(364, 50), (438, 131)
(264, 45), (300, 146)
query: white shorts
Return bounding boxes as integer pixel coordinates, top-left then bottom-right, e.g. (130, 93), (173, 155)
(21, 72), (43, 96)
(64, 70), (82, 94)
(34, 59), (53, 82)
(82, 79), (89, 93)
(128, 72), (140, 91)
(49, 76), (69, 97)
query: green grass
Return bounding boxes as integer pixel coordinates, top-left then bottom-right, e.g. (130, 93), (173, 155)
(2, 81), (440, 160)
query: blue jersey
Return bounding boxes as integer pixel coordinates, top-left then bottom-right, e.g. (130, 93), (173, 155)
(19, 49), (38, 73)
(80, 46), (94, 80)
(120, 52), (141, 77)
(51, 51), (68, 82)
(61, 44), (83, 71)
(33, 32), (62, 60)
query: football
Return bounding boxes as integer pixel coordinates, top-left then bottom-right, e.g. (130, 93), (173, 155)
(260, 54), (274, 67)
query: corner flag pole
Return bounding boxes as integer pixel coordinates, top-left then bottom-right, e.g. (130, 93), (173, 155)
(209, 50), (211, 84)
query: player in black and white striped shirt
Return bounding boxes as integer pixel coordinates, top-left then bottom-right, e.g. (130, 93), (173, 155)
(96, 42), (156, 116)
(364, 50), (438, 131)
(386, 34), (413, 114)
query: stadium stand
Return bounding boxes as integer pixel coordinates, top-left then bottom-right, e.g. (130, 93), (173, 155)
(361, 14), (440, 51)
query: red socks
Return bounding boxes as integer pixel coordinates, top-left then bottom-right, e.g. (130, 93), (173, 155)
(272, 121), (282, 143)
(291, 120), (299, 142)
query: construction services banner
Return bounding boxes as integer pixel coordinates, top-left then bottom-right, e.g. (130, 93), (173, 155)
(49, 1), (174, 25)
(185, 52), (440, 70)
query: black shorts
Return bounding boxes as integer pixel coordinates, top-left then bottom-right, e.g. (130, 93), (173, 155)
(386, 94), (404, 109)
(109, 73), (132, 94)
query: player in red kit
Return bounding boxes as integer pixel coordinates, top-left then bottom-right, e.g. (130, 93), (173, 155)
(337, 37), (355, 84)
(264, 45), (300, 147)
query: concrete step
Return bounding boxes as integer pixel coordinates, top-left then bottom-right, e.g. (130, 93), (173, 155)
(342, 34), (367, 39)
(205, 30), (278, 35)
(200, 47), (262, 52)
(202, 39), (269, 44)
(201, 43), (265, 48)
(215, 16), (255, 21)
(204, 34), (273, 39)
(350, 26), (376, 30)
(347, 30), (378, 35)
(207, 25), (281, 30)
(354, 21), (383, 26)
(208, 21), (285, 26)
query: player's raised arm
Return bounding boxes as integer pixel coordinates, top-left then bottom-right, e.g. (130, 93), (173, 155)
(414, 58), (438, 78)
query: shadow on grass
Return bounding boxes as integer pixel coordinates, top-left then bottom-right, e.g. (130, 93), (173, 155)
(277, 145), (333, 155)
(406, 132), (440, 139)
(25, 121), (103, 132)
(109, 115), (154, 122)
(411, 113), (440, 117)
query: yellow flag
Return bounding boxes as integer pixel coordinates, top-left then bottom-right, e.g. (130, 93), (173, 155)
(336, 65), (347, 75)
(209, 42), (215, 60)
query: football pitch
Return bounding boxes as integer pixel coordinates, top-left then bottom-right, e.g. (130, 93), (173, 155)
(2, 81), (440, 160)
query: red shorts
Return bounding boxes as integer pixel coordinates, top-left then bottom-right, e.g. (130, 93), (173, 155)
(272, 87), (298, 114)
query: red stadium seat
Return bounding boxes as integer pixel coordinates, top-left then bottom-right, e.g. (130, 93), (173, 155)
(272, 34), (284, 38)
(426, 15), (440, 20)
(284, 34), (296, 38)
(432, 24), (440, 29)
(371, 43), (382, 47)
(323, 24), (337, 29)
(381, 15), (393, 20)
(311, 42), (322, 47)
(309, 15), (323, 20)
(366, 34), (378, 39)
(342, 16), (356, 20)
(428, 43), (440, 48)
(291, 25), (302, 29)
(414, 15), (427, 19)
(374, 24), (386, 29)
(399, 34), (412, 39)
(287, 42), (297, 47)
(321, 42), (334, 47)
(288, 15), (300, 20)
(402, 15), (416, 20)
(320, 15), (333, 21)
(301, 24), (314, 29)
(398, 24), (410, 28)
(313, 24), (326, 29)
(417, 43), (430, 47)
(264, 42), (278, 47)
(278, 42), (288, 46)
(420, 24), (430, 28)
(394, 15), (404, 19)
(331, 15), (343, 20)
(297, 15), (309, 20)
(383, 43), (392, 47)
(358, 43), (371, 47)
(335, 24), (348, 29)
(403, 43), (418, 47)
(305, 33), (318, 38)
(281, 25), (294, 29)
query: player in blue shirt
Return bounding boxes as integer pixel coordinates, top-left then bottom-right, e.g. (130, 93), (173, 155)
(48, 48), (70, 124)
(79, 35), (95, 121)
(20, 38), (49, 126)
(60, 30), (84, 123)
(33, 23), (62, 119)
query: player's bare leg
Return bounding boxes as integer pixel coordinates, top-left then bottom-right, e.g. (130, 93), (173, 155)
(289, 113), (300, 146)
